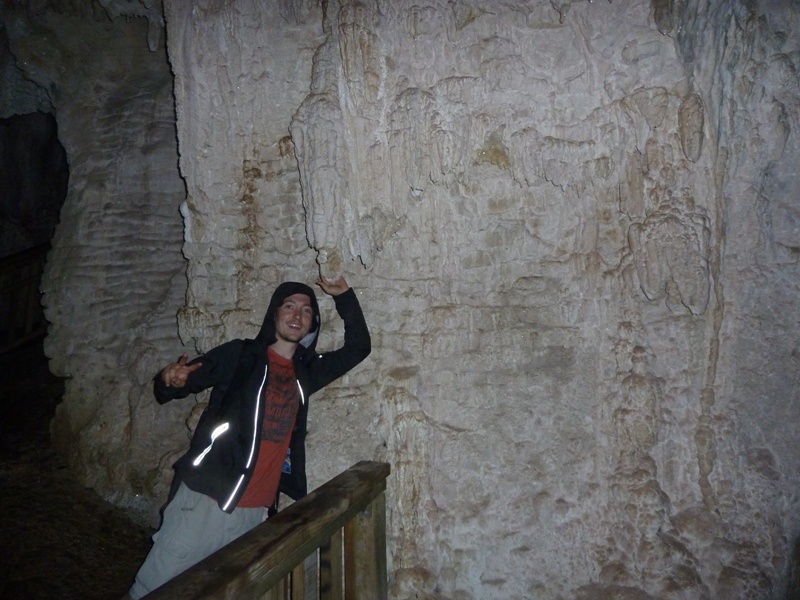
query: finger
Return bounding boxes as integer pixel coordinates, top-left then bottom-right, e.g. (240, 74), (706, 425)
(317, 276), (345, 293)
(185, 362), (203, 374)
(176, 353), (190, 365)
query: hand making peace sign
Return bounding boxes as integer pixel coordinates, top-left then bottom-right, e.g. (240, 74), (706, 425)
(161, 353), (203, 388)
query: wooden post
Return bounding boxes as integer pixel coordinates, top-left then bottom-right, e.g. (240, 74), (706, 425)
(290, 560), (305, 599)
(319, 529), (343, 600)
(344, 491), (387, 600)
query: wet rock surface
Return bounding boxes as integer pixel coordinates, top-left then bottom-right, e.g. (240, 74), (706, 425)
(0, 338), (152, 599)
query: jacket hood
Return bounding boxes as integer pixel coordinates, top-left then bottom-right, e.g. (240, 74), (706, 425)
(255, 281), (321, 352)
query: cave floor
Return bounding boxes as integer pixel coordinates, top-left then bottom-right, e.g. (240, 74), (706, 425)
(0, 337), (152, 600)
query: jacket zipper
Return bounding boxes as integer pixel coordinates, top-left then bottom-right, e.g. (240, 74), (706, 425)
(218, 366), (306, 512)
(221, 364), (269, 511)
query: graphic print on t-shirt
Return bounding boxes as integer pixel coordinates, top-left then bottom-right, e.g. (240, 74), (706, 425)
(236, 349), (300, 508)
(260, 354), (299, 443)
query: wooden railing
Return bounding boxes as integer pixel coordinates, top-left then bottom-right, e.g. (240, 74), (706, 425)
(145, 461), (391, 600)
(0, 244), (49, 354)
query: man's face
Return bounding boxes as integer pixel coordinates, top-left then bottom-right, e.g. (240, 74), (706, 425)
(274, 293), (314, 343)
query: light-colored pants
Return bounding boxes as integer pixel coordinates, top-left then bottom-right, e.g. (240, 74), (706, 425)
(128, 483), (265, 599)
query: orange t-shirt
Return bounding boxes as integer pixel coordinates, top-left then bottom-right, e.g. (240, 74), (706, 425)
(237, 348), (300, 508)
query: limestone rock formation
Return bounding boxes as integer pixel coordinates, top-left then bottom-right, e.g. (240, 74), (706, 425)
(3, 0), (799, 598)
(1, 1), (187, 516)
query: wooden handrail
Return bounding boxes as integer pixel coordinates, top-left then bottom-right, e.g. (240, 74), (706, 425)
(145, 460), (391, 600)
(0, 244), (49, 353)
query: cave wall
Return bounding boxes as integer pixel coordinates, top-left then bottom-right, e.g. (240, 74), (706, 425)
(1, 2), (188, 516)
(166, 1), (800, 598)
(3, 0), (800, 598)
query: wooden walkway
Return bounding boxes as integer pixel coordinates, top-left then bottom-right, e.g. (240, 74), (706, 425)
(145, 461), (390, 600)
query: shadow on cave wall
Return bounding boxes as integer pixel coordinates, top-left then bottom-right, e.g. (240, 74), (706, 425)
(0, 111), (68, 258)
(0, 111), (67, 355)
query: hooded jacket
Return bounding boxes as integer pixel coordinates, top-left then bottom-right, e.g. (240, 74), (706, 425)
(153, 283), (370, 513)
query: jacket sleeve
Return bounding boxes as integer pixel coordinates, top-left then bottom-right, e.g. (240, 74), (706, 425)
(303, 287), (371, 395)
(153, 340), (243, 405)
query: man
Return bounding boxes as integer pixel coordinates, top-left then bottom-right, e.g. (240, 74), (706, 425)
(125, 275), (370, 598)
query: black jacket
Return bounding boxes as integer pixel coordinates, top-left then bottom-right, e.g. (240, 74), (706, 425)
(154, 283), (370, 513)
